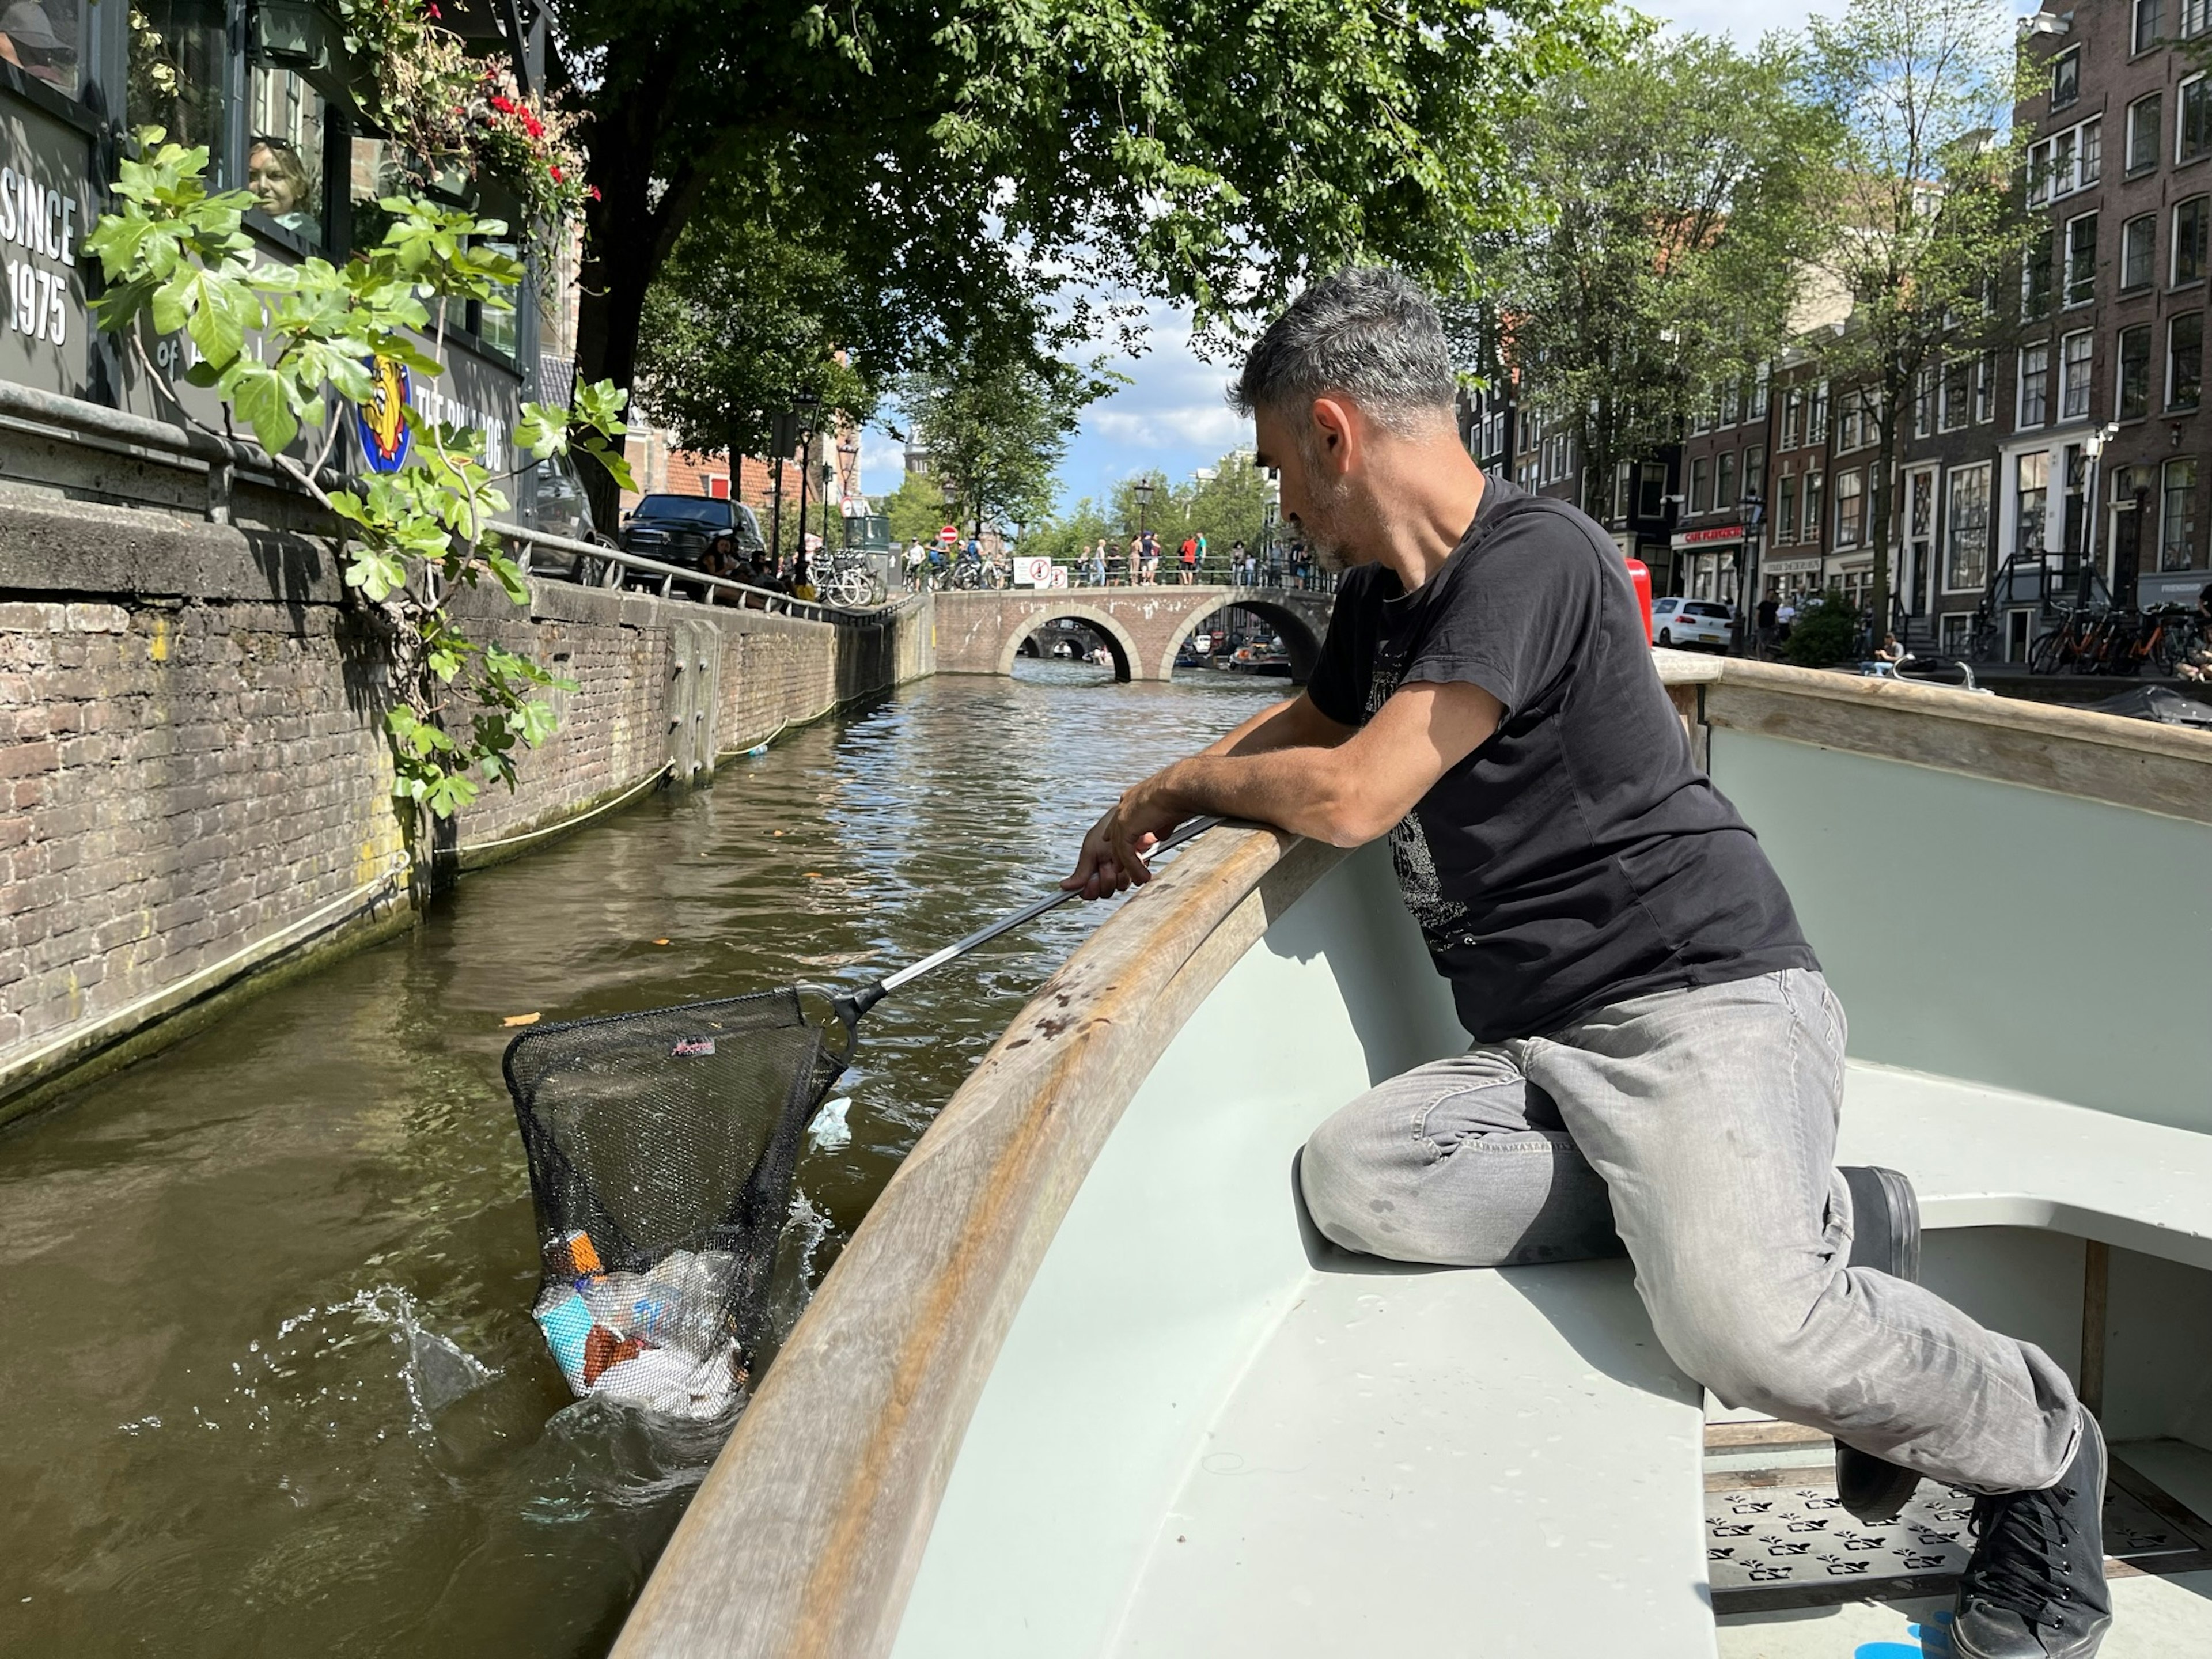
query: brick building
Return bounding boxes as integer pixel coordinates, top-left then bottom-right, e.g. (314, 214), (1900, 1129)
(1994, 0), (2212, 648)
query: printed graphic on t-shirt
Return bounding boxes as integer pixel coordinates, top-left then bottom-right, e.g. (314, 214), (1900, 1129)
(1366, 650), (1469, 942)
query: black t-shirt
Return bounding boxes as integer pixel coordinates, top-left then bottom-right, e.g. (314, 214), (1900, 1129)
(1305, 474), (1817, 1043)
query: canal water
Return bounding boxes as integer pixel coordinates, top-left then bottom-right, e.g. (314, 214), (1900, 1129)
(0, 662), (1280, 1658)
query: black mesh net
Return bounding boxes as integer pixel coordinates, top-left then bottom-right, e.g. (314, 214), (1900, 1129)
(503, 988), (846, 1419)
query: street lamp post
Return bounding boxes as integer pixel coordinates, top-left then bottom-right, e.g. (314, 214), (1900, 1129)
(1734, 493), (1765, 656)
(2081, 421), (2120, 605)
(792, 392), (820, 589)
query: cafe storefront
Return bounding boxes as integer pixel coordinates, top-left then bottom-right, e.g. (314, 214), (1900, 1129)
(1671, 522), (1743, 607)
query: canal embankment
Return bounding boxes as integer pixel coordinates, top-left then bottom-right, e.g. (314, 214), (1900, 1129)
(0, 483), (934, 1125)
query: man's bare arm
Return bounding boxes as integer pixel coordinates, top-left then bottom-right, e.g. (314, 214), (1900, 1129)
(1063, 680), (1502, 897)
(1198, 691), (1356, 759)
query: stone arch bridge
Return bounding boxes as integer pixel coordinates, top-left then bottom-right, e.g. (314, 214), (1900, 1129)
(934, 586), (1336, 683)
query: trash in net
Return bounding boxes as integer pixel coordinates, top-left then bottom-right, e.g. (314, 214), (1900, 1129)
(504, 987), (846, 1420)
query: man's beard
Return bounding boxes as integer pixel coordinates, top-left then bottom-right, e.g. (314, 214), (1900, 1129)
(1293, 488), (1357, 574)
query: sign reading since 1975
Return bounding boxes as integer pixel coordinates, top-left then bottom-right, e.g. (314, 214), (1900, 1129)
(2, 159), (75, 345)
(2, 101), (92, 397)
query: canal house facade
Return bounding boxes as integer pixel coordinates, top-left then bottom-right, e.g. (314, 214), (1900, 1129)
(3, 1), (544, 497)
(2000, 0), (2211, 626)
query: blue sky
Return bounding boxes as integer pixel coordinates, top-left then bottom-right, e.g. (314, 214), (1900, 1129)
(854, 0), (2005, 516)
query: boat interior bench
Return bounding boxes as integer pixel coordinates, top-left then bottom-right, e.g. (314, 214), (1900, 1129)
(1838, 1061), (2212, 1273)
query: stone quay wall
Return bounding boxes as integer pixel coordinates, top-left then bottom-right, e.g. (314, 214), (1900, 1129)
(0, 487), (933, 1123)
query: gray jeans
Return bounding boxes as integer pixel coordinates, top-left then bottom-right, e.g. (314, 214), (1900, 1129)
(1298, 968), (2080, 1495)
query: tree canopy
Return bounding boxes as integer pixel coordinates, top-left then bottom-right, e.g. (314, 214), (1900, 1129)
(631, 190), (878, 463)
(1485, 27), (1838, 517)
(1804, 0), (2036, 628)
(895, 358), (1109, 536)
(548, 0), (1619, 513)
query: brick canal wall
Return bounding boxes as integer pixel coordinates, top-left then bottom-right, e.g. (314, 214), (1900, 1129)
(0, 487), (934, 1123)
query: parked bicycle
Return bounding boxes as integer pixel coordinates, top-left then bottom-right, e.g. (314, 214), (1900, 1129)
(2031, 604), (2200, 676)
(821, 552), (884, 609)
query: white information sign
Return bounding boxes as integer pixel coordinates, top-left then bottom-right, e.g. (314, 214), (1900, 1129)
(1012, 555), (1059, 588)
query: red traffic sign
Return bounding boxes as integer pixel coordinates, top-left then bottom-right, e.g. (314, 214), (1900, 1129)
(939, 525), (959, 544)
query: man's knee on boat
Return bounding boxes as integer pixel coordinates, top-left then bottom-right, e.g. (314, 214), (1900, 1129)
(1644, 1283), (1838, 1419)
(1297, 1109), (1615, 1268)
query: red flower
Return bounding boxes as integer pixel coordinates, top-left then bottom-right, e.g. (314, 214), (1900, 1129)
(490, 93), (517, 115)
(523, 113), (545, 139)
(550, 165), (563, 182)
(586, 185), (601, 202)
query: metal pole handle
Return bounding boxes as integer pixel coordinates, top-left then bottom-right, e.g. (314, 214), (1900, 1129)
(839, 816), (1225, 1025)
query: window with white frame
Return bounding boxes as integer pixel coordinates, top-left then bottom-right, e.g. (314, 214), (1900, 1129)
(2129, 94), (2162, 173)
(1690, 455), (1711, 513)
(2137, 0), (2165, 51)
(1838, 392), (1862, 452)
(1835, 470), (1863, 547)
(1721, 381), (1741, 426)
(2183, 76), (2212, 165)
(1752, 364), (1770, 419)
(1783, 387), (1805, 448)
(1809, 382), (1830, 445)
(2017, 451), (2051, 558)
(2019, 342), (2051, 427)
(1717, 450), (1738, 510)
(1777, 471), (1797, 544)
(2065, 212), (2098, 306)
(2024, 229), (2054, 317)
(2190, 0), (2212, 40)
(2162, 457), (2198, 569)
(2028, 118), (2100, 206)
(2175, 196), (2209, 285)
(2123, 213), (2157, 289)
(1804, 472), (1824, 545)
(1946, 464), (1990, 590)
(1977, 351), (1997, 423)
(2119, 322), (2153, 419)
(2050, 47), (2081, 111)
(2060, 330), (2094, 422)
(2171, 312), (2204, 410)
(1915, 367), (1936, 438)
(1940, 358), (1971, 430)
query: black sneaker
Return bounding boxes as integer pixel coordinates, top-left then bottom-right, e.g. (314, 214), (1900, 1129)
(1835, 1165), (1923, 1523)
(1953, 1412), (2112, 1659)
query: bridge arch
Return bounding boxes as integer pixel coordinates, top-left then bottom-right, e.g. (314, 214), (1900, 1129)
(1156, 591), (1325, 683)
(994, 603), (1144, 683)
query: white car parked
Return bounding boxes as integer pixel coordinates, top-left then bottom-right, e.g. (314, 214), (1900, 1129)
(1651, 596), (1734, 651)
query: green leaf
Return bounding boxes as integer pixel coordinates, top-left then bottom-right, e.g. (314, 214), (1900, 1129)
(346, 547), (408, 600)
(229, 365), (299, 456)
(516, 402), (568, 459)
(485, 551), (531, 605)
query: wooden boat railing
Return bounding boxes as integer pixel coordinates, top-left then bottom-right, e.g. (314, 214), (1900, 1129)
(612, 654), (2212, 1659)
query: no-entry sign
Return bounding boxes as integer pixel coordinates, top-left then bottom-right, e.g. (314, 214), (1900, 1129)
(939, 525), (959, 546)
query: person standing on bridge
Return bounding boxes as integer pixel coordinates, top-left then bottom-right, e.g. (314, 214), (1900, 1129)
(1062, 268), (2109, 1659)
(1178, 533), (1198, 585)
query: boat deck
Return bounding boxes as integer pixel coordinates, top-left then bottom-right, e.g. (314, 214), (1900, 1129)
(1112, 1258), (1707, 1656)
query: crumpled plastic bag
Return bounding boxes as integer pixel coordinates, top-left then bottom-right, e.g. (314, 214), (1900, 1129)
(532, 1246), (744, 1421)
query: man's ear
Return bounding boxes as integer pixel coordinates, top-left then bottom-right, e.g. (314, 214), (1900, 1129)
(1310, 397), (1359, 475)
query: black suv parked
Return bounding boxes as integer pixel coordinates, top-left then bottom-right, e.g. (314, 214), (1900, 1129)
(619, 494), (767, 581)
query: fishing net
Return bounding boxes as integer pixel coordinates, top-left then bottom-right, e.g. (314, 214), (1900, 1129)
(504, 987), (847, 1420)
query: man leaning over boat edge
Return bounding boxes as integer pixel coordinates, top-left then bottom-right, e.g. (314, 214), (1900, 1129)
(1063, 268), (2110, 1659)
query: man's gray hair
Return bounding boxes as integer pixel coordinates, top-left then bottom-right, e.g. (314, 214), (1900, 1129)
(1231, 267), (1457, 436)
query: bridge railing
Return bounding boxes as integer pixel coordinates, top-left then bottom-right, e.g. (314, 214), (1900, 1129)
(901, 552), (1338, 594)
